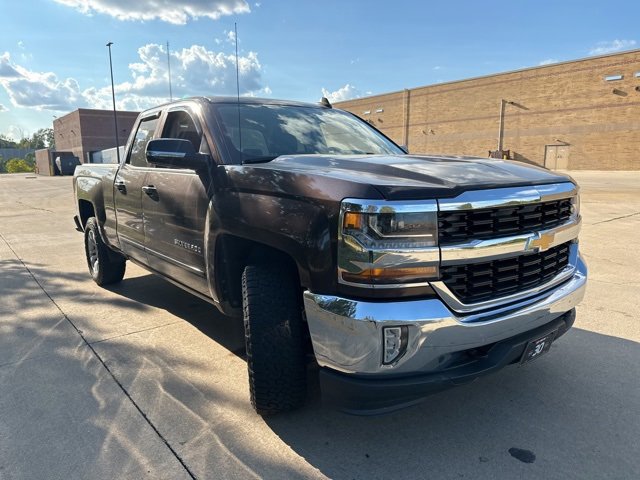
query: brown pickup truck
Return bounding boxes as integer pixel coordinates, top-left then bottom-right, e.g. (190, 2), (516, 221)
(74, 96), (587, 415)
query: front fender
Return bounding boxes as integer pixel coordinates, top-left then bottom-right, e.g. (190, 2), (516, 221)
(206, 190), (337, 302)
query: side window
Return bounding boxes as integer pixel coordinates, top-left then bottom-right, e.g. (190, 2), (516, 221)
(162, 111), (203, 153)
(128, 116), (159, 167)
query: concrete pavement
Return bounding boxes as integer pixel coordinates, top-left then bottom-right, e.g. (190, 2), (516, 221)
(0, 171), (638, 479)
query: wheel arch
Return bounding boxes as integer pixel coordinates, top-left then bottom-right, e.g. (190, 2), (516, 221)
(211, 234), (305, 316)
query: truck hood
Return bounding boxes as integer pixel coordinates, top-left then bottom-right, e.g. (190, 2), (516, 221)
(249, 154), (573, 200)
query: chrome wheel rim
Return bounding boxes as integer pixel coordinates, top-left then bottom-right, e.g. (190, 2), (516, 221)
(87, 229), (99, 275)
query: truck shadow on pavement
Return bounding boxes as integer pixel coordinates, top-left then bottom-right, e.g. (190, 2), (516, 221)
(105, 274), (247, 357)
(2, 259), (639, 479)
(99, 269), (640, 479)
(265, 328), (640, 479)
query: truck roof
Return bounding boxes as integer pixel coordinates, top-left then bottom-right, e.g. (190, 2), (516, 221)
(203, 96), (328, 108)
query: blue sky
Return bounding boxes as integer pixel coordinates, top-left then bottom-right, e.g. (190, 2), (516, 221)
(1, 0), (638, 140)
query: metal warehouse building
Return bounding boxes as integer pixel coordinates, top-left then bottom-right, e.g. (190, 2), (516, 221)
(336, 49), (640, 170)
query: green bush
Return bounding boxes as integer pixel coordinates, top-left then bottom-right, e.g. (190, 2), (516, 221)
(6, 158), (34, 173)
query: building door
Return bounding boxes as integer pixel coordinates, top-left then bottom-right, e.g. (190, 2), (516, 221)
(544, 145), (570, 170)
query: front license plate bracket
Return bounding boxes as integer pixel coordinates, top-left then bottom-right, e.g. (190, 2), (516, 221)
(520, 330), (557, 364)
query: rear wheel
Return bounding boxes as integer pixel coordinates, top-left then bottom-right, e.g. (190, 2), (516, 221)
(84, 217), (126, 286)
(242, 262), (307, 415)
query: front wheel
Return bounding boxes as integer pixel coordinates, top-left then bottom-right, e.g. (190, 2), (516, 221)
(242, 262), (307, 415)
(84, 217), (126, 286)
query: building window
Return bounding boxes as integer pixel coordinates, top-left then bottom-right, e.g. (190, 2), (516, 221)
(604, 74), (623, 81)
(375, 108), (384, 113)
(635, 72), (640, 78)
(363, 110), (371, 115)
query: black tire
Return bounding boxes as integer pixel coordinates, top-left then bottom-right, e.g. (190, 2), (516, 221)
(242, 263), (307, 415)
(84, 217), (126, 286)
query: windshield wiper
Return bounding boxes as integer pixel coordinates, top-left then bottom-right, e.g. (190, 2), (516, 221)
(242, 155), (278, 165)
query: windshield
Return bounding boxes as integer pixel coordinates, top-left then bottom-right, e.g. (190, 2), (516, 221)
(211, 103), (404, 163)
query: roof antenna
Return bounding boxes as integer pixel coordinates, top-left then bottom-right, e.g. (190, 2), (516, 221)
(234, 22), (243, 158)
(320, 96), (332, 108)
(166, 40), (173, 101)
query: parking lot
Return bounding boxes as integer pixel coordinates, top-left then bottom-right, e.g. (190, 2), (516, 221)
(0, 171), (638, 480)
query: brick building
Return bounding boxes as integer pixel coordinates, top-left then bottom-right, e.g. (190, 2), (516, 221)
(336, 49), (640, 170)
(53, 108), (139, 162)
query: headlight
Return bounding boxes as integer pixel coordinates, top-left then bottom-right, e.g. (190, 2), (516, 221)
(338, 199), (440, 287)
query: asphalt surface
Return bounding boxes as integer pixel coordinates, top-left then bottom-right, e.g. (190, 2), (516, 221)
(0, 171), (638, 480)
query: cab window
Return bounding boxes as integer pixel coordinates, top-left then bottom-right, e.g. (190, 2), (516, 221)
(128, 116), (159, 167)
(162, 111), (204, 153)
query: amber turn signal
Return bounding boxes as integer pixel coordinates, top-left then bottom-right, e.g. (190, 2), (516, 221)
(342, 265), (438, 284)
(343, 212), (364, 230)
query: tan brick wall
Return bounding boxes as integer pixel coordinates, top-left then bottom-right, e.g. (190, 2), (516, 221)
(337, 50), (640, 170)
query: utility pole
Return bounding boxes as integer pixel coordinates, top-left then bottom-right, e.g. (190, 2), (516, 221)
(167, 41), (173, 101)
(497, 99), (506, 152)
(106, 42), (121, 164)
(497, 99), (516, 152)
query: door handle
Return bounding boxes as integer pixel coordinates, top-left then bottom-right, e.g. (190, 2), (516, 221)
(142, 185), (158, 197)
(114, 179), (126, 193)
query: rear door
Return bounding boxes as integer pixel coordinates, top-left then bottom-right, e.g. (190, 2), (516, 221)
(141, 107), (210, 294)
(113, 113), (160, 264)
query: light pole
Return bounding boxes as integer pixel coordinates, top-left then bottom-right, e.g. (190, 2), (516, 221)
(106, 42), (121, 164)
(497, 99), (515, 153)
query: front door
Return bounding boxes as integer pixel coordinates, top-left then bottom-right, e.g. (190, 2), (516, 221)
(113, 114), (159, 264)
(141, 109), (210, 295)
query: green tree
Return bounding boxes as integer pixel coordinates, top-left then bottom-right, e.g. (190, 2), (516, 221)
(24, 152), (36, 169)
(6, 158), (34, 173)
(41, 128), (55, 149)
(0, 134), (17, 149)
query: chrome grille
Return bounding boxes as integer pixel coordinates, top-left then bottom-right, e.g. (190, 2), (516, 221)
(438, 198), (572, 245)
(441, 242), (571, 304)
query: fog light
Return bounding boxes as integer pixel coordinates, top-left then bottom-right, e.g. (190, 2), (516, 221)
(383, 326), (408, 365)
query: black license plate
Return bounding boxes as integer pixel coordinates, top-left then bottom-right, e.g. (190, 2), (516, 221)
(521, 330), (557, 364)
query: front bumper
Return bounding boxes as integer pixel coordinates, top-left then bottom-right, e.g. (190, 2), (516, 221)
(319, 310), (575, 414)
(302, 252), (587, 413)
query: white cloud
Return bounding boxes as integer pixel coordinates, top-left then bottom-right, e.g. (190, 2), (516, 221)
(226, 30), (237, 44)
(321, 84), (361, 103)
(0, 104), (7, 112)
(433, 65), (442, 70)
(0, 53), (22, 78)
(0, 53), (87, 110)
(53, 0), (250, 24)
(0, 44), (267, 112)
(589, 39), (637, 56)
(539, 58), (558, 66)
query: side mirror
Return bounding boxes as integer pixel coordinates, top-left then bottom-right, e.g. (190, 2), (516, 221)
(146, 138), (209, 170)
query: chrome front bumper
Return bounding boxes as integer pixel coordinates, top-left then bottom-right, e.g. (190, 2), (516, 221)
(303, 253), (587, 376)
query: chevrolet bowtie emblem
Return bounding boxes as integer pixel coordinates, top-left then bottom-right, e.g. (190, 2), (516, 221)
(528, 232), (555, 251)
